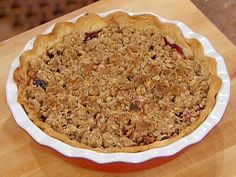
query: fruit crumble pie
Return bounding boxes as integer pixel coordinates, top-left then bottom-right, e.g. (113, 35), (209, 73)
(14, 12), (221, 152)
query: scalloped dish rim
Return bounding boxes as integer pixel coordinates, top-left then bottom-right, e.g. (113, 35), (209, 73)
(6, 9), (230, 164)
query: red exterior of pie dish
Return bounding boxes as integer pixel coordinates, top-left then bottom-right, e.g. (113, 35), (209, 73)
(43, 143), (184, 172)
(6, 10), (230, 172)
(65, 153), (180, 172)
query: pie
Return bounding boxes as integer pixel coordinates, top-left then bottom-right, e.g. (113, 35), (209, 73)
(14, 12), (222, 152)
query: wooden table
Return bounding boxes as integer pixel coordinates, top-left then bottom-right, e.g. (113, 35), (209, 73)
(1, 0), (236, 176)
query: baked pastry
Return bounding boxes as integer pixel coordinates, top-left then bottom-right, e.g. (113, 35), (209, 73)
(14, 12), (222, 152)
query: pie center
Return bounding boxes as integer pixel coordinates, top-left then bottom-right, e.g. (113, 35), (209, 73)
(25, 23), (209, 148)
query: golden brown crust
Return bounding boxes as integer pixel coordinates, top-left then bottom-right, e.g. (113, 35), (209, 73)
(14, 12), (222, 152)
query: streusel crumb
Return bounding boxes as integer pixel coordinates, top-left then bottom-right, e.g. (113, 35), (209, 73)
(25, 23), (209, 148)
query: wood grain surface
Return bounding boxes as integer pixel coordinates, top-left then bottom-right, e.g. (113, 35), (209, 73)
(0, 0), (235, 176)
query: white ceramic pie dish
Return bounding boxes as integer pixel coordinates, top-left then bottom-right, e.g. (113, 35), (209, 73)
(6, 10), (230, 164)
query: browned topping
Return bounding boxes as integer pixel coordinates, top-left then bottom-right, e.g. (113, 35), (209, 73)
(27, 70), (36, 79)
(25, 23), (209, 149)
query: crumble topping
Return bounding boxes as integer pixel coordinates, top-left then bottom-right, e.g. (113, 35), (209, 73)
(25, 23), (209, 148)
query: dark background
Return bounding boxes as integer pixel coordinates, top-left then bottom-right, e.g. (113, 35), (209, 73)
(0, 0), (235, 45)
